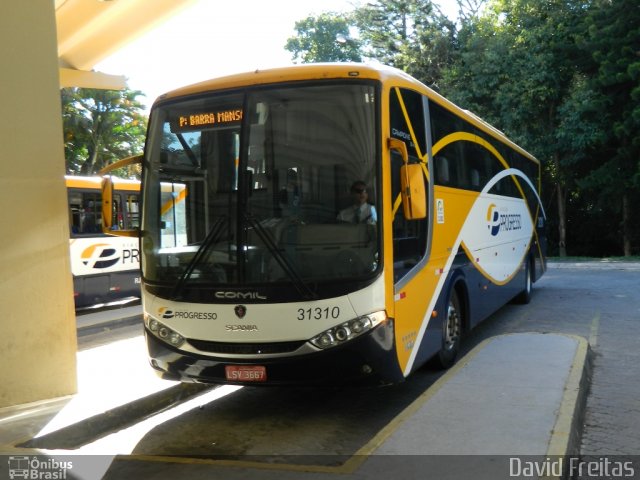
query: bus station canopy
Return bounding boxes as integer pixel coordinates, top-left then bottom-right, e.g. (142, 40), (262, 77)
(56, 0), (195, 89)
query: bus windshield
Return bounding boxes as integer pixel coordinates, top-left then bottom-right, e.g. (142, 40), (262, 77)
(142, 82), (380, 300)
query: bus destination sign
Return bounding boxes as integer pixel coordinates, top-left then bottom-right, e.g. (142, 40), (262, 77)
(172, 108), (243, 132)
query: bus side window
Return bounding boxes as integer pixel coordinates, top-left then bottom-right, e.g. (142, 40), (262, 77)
(112, 196), (123, 230)
(430, 101), (464, 189)
(81, 193), (102, 233)
(68, 190), (82, 235)
(125, 193), (140, 229)
(436, 157), (450, 185)
(470, 169), (480, 188)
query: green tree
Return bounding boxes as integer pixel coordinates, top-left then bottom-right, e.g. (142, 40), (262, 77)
(62, 87), (147, 177)
(577, 0), (640, 255)
(454, 0), (489, 23)
(285, 1), (460, 88)
(555, 74), (614, 256)
(285, 12), (362, 63)
(442, 0), (590, 256)
(354, 0), (457, 88)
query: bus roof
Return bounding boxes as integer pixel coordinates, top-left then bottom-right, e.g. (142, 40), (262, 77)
(155, 63), (407, 102)
(154, 62), (538, 164)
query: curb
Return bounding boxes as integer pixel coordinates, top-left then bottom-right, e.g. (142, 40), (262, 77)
(547, 261), (640, 270)
(17, 383), (213, 450)
(545, 335), (591, 456)
(77, 313), (142, 337)
(542, 335), (592, 480)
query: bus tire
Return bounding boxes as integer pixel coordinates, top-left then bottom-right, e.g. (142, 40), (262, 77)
(514, 259), (533, 305)
(436, 286), (462, 369)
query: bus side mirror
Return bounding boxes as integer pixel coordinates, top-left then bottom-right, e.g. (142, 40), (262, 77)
(101, 175), (115, 234)
(388, 138), (408, 164)
(400, 164), (427, 220)
(388, 138), (427, 220)
(100, 176), (138, 237)
(99, 155), (142, 238)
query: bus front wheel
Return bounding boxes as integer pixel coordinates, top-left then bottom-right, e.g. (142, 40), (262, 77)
(436, 287), (462, 369)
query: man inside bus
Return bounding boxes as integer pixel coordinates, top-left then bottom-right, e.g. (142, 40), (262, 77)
(279, 168), (301, 219)
(337, 180), (377, 224)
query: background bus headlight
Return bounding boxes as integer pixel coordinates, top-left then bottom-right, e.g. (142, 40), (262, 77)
(144, 314), (185, 347)
(310, 311), (387, 349)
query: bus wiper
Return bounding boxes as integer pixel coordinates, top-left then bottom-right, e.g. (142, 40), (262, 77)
(244, 213), (317, 300)
(171, 217), (227, 300)
(176, 133), (199, 167)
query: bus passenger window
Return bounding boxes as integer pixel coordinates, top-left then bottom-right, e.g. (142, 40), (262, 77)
(470, 169), (480, 188)
(436, 157), (450, 185)
(68, 191), (82, 235)
(81, 194), (101, 234)
(126, 194), (140, 229)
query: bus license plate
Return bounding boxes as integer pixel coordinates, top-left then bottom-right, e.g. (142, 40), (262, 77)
(225, 365), (267, 382)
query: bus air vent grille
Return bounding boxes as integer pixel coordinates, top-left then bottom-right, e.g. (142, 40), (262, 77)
(187, 339), (306, 355)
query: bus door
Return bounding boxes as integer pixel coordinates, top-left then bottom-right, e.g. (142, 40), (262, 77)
(388, 87), (437, 376)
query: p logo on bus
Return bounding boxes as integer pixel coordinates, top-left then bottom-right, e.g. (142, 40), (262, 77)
(486, 204), (501, 237)
(486, 204), (523, 238)
(80, 243), (120, 269)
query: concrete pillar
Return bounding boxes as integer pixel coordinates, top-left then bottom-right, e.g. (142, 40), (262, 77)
(0, 2), (77, 407)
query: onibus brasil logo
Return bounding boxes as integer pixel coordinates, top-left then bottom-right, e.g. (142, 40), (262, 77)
(7, 456), (72, 479)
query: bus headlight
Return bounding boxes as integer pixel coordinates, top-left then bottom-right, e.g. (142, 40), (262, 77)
(145, 314), (185, 347)
(310, 311), (387, 350)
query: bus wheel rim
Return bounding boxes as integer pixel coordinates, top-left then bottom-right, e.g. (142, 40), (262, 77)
(444, 300), (460, 350)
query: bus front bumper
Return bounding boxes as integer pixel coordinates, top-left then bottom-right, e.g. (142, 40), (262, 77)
(145, 320), (402, 386)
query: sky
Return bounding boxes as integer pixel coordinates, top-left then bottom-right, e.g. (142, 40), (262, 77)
(96, 0), (460, 111)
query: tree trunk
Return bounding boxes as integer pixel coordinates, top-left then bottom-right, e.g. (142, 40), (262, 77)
(79, 144), (99, 175)
(622, 191), (631, 257)
(556, 182), (567, 257)
(553, 152), (567, 257)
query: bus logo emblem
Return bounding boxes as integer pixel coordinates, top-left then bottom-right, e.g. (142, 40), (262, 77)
(234, 305), (247, 319)
(487, 204), (501, 236)
(80, 243), (120, 269)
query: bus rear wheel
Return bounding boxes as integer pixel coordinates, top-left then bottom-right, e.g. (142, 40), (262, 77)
(513, 259), (533, 305)
(436, 288), (462, 369)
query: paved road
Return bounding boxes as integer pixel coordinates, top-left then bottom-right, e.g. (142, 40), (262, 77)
(462, 262), (640, 460)
(71, 262), (640, 476)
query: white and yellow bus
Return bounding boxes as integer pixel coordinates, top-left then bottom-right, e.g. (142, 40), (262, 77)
(67, 176), (141, 308)
(102, 63), (546, 385)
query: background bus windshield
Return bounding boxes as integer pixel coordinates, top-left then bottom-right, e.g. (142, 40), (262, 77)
(142, 82), (380, 299)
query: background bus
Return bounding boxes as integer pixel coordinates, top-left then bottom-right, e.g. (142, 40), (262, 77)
(67, 175), (141, 309)
(102, 63), (546, 385)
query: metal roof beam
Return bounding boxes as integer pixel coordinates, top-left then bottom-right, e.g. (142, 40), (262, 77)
(59, 67), (127, 90)
(55, 0), (196, 88)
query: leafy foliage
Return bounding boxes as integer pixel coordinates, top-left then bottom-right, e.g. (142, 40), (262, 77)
(573, 0), (640, 255)
(285, 12), (362, 63)
(61, 88), (147, 177)
(353, 0), (458, 89)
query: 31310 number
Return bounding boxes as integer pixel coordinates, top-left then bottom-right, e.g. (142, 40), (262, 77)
(297, 306), (340, 321)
